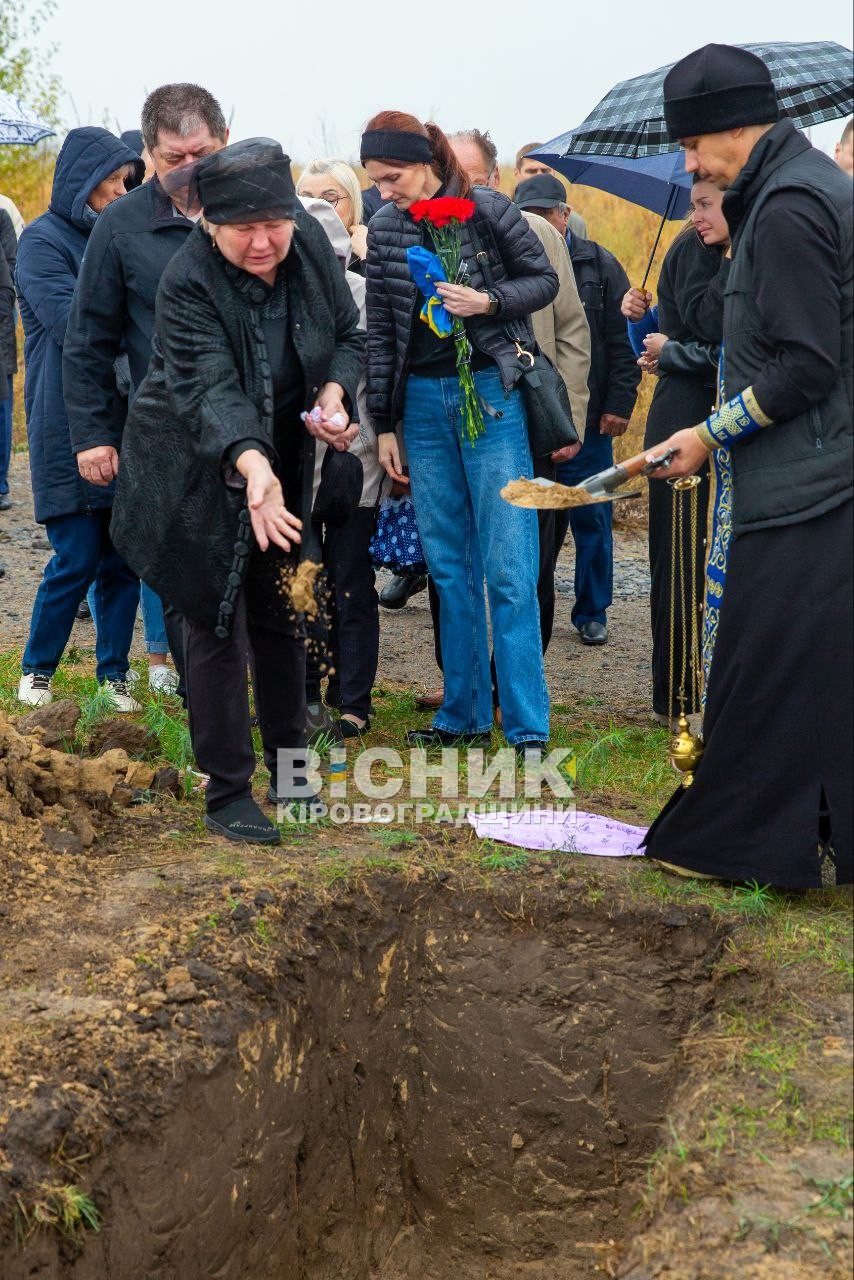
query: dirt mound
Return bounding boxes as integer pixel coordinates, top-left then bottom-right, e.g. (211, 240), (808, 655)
(0, 709), (131, 856)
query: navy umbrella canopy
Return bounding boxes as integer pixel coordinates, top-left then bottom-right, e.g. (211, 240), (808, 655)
(532, 148), (692, 220)
(543, 40), (852, 158)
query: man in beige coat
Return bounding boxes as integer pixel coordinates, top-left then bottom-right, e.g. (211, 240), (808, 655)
(402, 129), (592, 713)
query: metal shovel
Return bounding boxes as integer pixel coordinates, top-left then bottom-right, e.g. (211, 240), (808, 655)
(501, 448), (675, 509)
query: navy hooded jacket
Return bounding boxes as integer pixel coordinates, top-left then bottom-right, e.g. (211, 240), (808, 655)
(15, 126), (143, 523)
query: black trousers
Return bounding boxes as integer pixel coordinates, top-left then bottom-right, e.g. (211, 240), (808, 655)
(305, 507), (379, 721)
(429, 504), (557, 701)
(184, 592), (307, 811)
(644, 500), (853, 888)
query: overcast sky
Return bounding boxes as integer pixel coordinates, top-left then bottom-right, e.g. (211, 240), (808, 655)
(39, 0), (853, 162)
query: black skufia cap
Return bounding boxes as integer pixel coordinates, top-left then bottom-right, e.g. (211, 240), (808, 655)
(313, 448), (363, 527)
(664, 44), (780, 140)
(178, 137), (300, 223)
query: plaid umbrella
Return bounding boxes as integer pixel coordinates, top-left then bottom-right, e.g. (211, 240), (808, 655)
(0, 90), (54, 146)
(544, 41), (853, 158)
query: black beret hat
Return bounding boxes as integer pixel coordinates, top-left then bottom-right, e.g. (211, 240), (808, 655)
(664, 44), (780, 140)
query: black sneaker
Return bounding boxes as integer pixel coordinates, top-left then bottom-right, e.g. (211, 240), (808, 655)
(204, 797), (281, 845)
(76, 598), (92, 621)
(379, 573), (427, 610)
(514, 739), (548, 761)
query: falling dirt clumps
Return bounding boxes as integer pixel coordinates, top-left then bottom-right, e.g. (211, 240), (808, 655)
(0, 709), (132, 856)
(287, 558), (322, 617)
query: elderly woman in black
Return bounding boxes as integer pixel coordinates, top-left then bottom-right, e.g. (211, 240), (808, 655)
(111, 139), (365, 844)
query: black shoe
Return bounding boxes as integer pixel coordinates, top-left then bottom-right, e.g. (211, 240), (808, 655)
(335, 716), (370, 739)
(578, 620), (608, 646)
(406, 727), (492, 748)
(514, 739), (548, 760)
(379, 573), (427, 610)
(0, 495), (11, 512)
(204, 797), (281, 845)
(75, 599), (92, 622)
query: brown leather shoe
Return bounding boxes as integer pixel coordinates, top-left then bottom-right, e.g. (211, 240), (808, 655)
(415, 687), (444, 710)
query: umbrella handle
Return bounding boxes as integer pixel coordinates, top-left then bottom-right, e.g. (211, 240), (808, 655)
(640, 184), (680, 291)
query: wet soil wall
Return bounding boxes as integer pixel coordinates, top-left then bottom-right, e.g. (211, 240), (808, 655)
(0, 887), (722, 1280)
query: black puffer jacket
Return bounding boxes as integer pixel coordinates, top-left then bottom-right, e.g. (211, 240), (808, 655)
(110, 213), (365, 632)
(365, 187), (559, 433)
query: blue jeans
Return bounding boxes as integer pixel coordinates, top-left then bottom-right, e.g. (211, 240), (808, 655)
(23, 509), (139, 681)
(0, 375), (12, 495)
(556, 427), (614, 627)
(403, 368), (549, 744)
(87, 579), (168, 654)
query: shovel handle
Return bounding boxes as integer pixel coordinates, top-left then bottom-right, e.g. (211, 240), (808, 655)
(619, 448), (675, 480)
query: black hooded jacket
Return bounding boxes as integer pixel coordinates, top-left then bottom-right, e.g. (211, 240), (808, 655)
(365, 186), (559, 434)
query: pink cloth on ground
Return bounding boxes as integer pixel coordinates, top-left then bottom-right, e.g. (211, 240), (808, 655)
(467, 808), (646, 856)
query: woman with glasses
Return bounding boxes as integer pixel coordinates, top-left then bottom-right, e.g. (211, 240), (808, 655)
(297, 158), (369, 271)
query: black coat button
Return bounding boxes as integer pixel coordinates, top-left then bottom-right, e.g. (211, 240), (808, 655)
(220, 600), (235, 616)
(227, 570), (242, 586)
(262, 398), (273, 414)
(238, 508), (250, 524)
(234, 541), (249, 556)
(249, 285), (266, 304)
(214, 625), (229, 639)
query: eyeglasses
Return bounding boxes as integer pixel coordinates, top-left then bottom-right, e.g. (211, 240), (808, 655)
(314, 191), (348, 208)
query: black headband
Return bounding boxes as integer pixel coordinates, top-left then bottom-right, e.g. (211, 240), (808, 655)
(359, 129), (432, 166)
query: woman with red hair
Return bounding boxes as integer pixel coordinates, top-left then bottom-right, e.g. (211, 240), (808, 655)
(362, 111), (559, 753)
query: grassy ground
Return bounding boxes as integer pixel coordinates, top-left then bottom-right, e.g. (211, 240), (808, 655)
(2, 644), (851, 1272)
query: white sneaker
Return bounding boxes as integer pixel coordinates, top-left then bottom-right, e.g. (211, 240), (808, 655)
(148, 664), (179, 695)
(18, 672), (53, 707)
(103, 678), (141, 713)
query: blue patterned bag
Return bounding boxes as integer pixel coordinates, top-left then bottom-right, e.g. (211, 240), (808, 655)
(369, 496), (427, 574)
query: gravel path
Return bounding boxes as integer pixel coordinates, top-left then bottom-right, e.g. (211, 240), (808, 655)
(1, 454), (655, 716)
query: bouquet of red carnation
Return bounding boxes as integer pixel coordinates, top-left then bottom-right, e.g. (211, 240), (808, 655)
(408, 196), (485, 444)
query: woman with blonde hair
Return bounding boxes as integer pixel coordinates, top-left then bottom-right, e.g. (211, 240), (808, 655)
(297, 158), (369, 269)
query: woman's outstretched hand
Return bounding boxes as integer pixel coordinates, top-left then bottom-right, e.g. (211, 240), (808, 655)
(235, 449), (302, 552)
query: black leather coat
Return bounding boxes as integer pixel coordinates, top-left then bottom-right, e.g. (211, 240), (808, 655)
(111, 214), (365, 632)
(365, 187), (559, 433)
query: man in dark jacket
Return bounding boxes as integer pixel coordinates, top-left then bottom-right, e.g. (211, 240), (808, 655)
(643, 44), (853, 889)
(0, 208), (17, 514)
(516, 174), (640, 645)
(62, 83), (228, 683)
(15, 126), (144, 708)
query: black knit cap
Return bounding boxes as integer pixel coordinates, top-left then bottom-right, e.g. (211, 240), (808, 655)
(192, 138), (300, 223)
(664, 44), (780, 140)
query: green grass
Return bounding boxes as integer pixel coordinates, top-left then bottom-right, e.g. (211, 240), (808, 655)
(14, 1184), (100, 1246)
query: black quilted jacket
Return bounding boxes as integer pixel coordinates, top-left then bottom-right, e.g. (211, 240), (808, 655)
(110, 214), (365, 631)
(365, 187), (559, 433)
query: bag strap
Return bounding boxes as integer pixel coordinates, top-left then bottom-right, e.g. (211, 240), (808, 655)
(467, 218), (531, 353)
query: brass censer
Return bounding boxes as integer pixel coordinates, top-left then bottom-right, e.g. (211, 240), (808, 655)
(666, 475), (705, 786)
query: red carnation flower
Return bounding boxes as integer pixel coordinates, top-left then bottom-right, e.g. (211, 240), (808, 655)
(410, 196), (476, 228)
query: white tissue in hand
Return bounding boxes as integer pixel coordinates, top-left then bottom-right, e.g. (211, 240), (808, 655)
(328, 412), (345, 427)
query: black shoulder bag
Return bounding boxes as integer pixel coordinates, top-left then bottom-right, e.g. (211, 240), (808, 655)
(469, 226), (579, 458)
